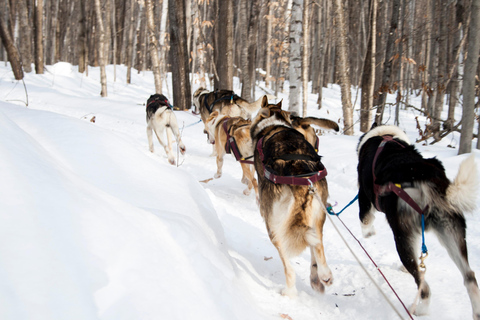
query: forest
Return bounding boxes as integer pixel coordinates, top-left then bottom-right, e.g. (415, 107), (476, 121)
(0, 0), (479, 154)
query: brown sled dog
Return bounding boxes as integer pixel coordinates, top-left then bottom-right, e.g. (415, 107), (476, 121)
(204, 111), (258, 196)
(250, 97), (333, 297)
(192, 88), (271, 136)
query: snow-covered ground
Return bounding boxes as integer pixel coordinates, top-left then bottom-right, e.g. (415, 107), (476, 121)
(0, 62), (479, 320)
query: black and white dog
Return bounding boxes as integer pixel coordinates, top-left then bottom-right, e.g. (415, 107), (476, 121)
(357, 124), (480, 318)
(146, 94), (186, 165)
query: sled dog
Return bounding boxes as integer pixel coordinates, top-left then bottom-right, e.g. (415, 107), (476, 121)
(250, 96), (333, 297)
(357, 123), (480, 318)
(146, 94), (186, 165)
(204, 111), (258, 196)
(192, 88), (271, 136)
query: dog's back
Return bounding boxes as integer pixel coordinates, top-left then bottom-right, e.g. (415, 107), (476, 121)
(146, 94), (171, 120)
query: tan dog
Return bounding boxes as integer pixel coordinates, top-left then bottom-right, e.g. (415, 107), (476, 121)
(250, 97), (333, 297)
(204, 110), (258, 196)
(193, 88), (272, 138)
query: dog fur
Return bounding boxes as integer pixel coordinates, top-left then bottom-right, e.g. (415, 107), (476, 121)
(290, 115), (339, 150)
(357, 124), (480, 318)
(250, 97), (333, 297)
(192, 88), (271, 136)
(146, 94), (186, 165)
(204, 110), (258, 196)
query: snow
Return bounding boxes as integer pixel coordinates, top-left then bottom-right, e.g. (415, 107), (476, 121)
(0, 62), (479, 320)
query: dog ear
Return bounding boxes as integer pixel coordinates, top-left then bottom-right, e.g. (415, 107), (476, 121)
(258, 107), (271, 119)
(370, 122), (378, 130)
(261, 95), (269, 108)
(276, 100), (283, 109)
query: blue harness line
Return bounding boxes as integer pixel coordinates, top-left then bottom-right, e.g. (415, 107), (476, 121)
(327, 193), (358, 216)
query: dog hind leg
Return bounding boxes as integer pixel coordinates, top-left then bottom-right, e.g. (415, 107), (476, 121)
(153, 124), (175, 165)
(431, 214), (480, 319)
(389, 218), (430, 315)
(168, 115), (186, 155)
(271, 237), (298, 298)
(359, 187), (376, 237)
(309, 209), (333, 292)
(147, 125), (155, 152)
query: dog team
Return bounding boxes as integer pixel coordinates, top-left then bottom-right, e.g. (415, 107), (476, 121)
(145, 89), (480, 319)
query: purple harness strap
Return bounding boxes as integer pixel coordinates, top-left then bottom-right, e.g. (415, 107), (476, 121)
(256, 136), (327, 186)
(223, 119), (254, 165)
(372, 135), (428, 216)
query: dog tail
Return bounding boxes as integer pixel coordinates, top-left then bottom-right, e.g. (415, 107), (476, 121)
(447, 154), (478, 212)
(297, 117), (339, 132)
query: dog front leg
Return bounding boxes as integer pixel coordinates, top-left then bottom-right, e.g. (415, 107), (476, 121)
(214, 151), (225, 179)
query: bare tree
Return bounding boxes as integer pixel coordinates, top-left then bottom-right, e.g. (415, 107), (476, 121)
(0, 13), (23, 80)
(459, 0), (480, 154)
(333, 0), (354, 135)
(288, 0), (302, 115)
(94, 0), (108, 97)
(34, 0), (44, 74)
(301, 0), (309, 117)
(214, 0), (234, 90)
(169, 0), (191, 109)
(146, 0), (162, 93)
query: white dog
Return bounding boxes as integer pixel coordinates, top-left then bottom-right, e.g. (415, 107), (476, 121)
(146, 94), (186, 165)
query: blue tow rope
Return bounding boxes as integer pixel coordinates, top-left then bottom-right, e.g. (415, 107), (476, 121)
(421, 214), (428, 254)
(327, 193), (359, 216)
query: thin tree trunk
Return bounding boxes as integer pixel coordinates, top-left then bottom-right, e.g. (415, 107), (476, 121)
(126, 0), (135, 84)
(0, 13), (23, 80)
(146, 0), (162, 93)
(18, 0), (32, 73)
(94, 0), (108, 97)
(214, 0), (234, 90)
(360, 0), (377, 132)
(288, 0), (302, 115)
(301, 0), (309, 117)
(34, 0), (44, 74)
(460, 0), (480, 154)
(333, 0), (354, 135)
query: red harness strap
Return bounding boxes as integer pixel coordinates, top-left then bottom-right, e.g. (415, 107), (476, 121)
(256, 136), (327, 186)
(222, 119), (254, 165)
(372, 135), (428, 215)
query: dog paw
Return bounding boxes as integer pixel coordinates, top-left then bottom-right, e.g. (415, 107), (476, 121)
(179, 145), (186, 155)
(168, 157), (176, 165)
(243, 188), (251, 196)
(241, 176), (249, 184)
(361, 223), (376, 238)
(310, 275), (325, 293)
(214, 173), (222, 179)
(281, 286), (298, 298)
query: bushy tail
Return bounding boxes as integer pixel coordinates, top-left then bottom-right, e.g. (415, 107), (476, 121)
(447, 154), (478, 212)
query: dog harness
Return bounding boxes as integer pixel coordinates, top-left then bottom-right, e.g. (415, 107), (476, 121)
(147, 97), (174, 110)
(372, 135), (429, 258)
(204, 90), (240, 113)
(256, 133), (327, 186)
(222, 118), (254, 165)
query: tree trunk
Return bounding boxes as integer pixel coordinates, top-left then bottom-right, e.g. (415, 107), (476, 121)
(169, 0), (191, 109)
(288, 0), (302, 115)
(126, 0), (135, 84)
(94, 0), (108, 97)
(214, 0), (234, 90)
(360, 0), (377, 132)
(333, 0), (354, 135)
(375, 0), (400, 125)
(460, 0), (480, 154)
(146, 0), (162, 94)
(0, 13), (23, 80)
(301, 0), (309, 117)
(18, 0), (33, 73)
(34, 0), (44, 74)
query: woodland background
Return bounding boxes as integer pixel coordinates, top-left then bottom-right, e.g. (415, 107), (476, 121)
(0, 0), (479, 154)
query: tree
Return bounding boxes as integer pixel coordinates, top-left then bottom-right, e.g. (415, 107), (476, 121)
(214, 0), (234, 90)
(146, 0), (162, 93)
(94, 0), (108, 97)
(360, 0), (377, 132)
(34, 0), (44, 74)
(169, 0), (191, 109)
(288, 0), (303, 115)
(301, 0), (309, 117)
(459, 0), (480, 154)
(333, 0), (354, 135)
(0, 14), (23, 80)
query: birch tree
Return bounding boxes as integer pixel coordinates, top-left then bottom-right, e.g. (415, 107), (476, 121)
(333, 0), (354, 135)
(146, 0), (162, 93)
(288, 0), (302, 115)
(94, 0), (108, 97)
